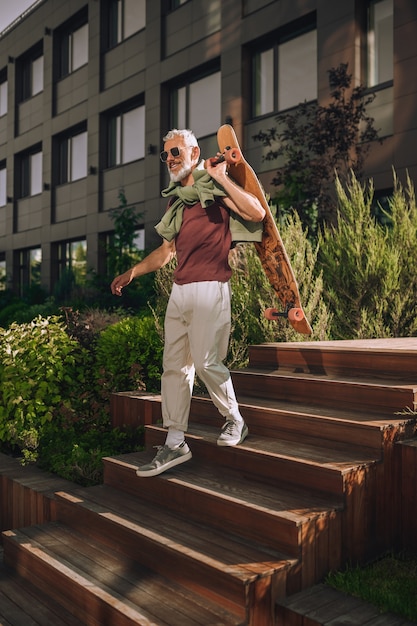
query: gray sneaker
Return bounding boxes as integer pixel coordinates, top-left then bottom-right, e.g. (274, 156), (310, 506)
(136, 442), (192, 477)
(217, 420), (248, 446)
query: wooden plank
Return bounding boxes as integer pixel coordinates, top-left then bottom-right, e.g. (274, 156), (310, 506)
(103, 454), (338, 558)
(54, 493), (253, 613)
(248, 339), (417, 380)
(232, 370), (417, 414)
(3, 528), (167, 626)
(400, 440), (417, 552)
(278, 584), (342, 622)
(0, 566), (83, 626)
(0, 454), (72, 532)
(31, 523), (244, 626)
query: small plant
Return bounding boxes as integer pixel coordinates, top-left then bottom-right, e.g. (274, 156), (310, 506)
(108, 189), (144, 276)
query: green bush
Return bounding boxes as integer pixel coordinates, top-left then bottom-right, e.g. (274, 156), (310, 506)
(0, 301), (29, 327)
(0, 311), (146, 481)
(0, 315), (87, 462)
(38, 423), (143, 486)
(94, 315), (164, 393)
(319, 172), (417, 339)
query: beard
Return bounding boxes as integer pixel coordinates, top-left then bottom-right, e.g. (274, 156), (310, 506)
(168, 153), (195, 183)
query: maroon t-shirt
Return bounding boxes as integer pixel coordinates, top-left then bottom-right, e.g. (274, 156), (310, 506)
(173, 199), (232, 285)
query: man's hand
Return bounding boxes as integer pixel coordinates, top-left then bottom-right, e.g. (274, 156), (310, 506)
(110, 270), (133, 296)
(205, 155), (228, 185)
(205, 155), (265, 222)
(110, 239), (177, 296)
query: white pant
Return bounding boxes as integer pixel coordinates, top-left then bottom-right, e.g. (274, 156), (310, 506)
(161, 281), (242, 431)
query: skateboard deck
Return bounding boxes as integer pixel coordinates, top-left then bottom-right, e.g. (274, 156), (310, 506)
(216, 124), (312, 335)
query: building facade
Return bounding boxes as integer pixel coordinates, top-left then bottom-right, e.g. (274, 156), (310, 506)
(0, 0), (415, 295)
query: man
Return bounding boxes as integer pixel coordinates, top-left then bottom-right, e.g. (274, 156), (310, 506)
(110, 128), (265, 477)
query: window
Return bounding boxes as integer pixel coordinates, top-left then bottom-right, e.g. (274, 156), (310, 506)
(54, 9), (89, 80)
(252, 28), (317, 117)
(170, 71), (221, 138)
(17, 149), (42, 198)
(18, 45), (44, 101)
(169, 0), (188, 9)
(57, 130), (88, 183)
(107, 0), (146, 47)
(16, 247), (41, 295)
(0, 70), (7, 116)
(55, 239), (87, 285)
(0, 162), (6, 207)
(253, 49), (274, 116)
(367, 0), (393, 87)
(100, 228), (144, 276)
(0, 256), (5, 291)
(107, 104), (145, 167)
(59, 23), (88, 77)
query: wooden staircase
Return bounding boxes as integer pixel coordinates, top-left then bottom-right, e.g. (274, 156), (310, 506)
(2, 338), (417, 625)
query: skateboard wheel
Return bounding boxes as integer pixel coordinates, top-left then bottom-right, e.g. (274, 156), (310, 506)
(288, 308), (304, 322)
(224, 147), (241, 164)
(264, 307), (279, 320)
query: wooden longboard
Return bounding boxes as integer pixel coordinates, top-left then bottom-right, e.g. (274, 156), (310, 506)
(216, 124), (312, 335)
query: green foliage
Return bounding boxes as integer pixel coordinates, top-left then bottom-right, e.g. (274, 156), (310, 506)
(228, 214), (331, 364)
(0, 316), (87, 463)
(274, 212), (332, 341)
(94, 315), (164, 393)
(319, 172), (417, 339)
(253, 63), (382, 232)
(108, 189), (144, 276)
(0, 310), (146, 482)
(326, 552), (417, 621)
(0, 300), (29, 327)
(38, 423), (143, 486)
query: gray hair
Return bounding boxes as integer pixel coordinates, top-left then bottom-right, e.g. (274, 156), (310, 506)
(163, 128), (198, 148)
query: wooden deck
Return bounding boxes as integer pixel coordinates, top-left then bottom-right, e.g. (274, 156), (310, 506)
(1, 337), (417, 625)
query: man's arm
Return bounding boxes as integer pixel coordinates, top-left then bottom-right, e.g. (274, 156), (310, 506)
(110, 238), (176, 296)
(205, 158), (265, 222)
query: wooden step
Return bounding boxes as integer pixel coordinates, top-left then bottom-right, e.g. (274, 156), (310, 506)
(231, 369), (417, 413)
(110, 391), (392, 453)
(275, 583), (417, 626)
(248, 338), (417, 380)
(103, 452), (342, 563)
(188, 395), (390, 453)
(52, 486), (292, 622)
(2, 524), (246, 626)
(0, 550), (83, 626)
(139, 423), (378, 498)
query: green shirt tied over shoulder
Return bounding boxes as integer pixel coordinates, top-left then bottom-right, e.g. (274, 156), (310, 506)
(155, 166), (264, 244)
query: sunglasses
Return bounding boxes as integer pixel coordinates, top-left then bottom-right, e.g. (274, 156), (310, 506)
(160, 146), (181, 162)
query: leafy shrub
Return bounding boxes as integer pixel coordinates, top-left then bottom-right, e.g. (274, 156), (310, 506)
(38, 423), (143, 486)
(319, 172), (417, 339)
(94, 315), (164, 393)
(0, 315), (87, 462)
(12, 300), (59, 325)
(0, 301), (29, 327)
